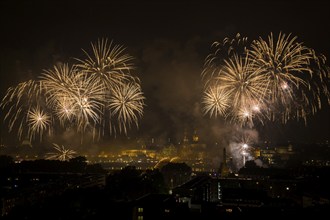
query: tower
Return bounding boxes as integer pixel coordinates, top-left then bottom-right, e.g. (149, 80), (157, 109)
(219, 147), (229, 177)
(192, 129), (199, 143)
(183, 129), (189, 145)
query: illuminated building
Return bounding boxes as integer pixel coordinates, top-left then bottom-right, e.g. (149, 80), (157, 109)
(121, 149), (157, 159)
(260, 144), (296, 166)
(133, 194), (176, 220)
(180, 129), (206, 159)
(253, 147), (261, 158)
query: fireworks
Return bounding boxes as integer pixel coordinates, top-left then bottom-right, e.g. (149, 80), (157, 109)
(46, 143), (77, 161)
(227, 128), (258, 169)
(202, 33), (248, 88)
(75, 39), (145, 136)
(202, 51), (269, 127)
(202, 86), (230, 118)
(108, 82), (145, 134)
(0, 39), (145, 143)
(40, 63), (105, 132)
(202, 32), (330, 126)
(0, 80), (48, 140)
(75, 38), (136, 90)
(27, 106), (52, 142)
(249, 32), (317, 123)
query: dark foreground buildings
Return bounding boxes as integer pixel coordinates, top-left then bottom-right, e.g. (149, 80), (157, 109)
(1, 153), (330, 219)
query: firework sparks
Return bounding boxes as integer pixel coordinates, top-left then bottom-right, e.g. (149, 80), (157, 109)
(108, 82), (145, 134)
(75, 38), (136, 90)
(75, 38), (145, 136)
(46, 143), (77, 161)
(228, 128), (258, 169)
(41, 63), (105, 132)
(202, 86), (230, 118)
(202, 32), (330, 126)
(0, 80), (49, 140)
(1, 39), (145, 143)
(248, 32), (318, 123)
(202, 33), (249, 88)
(202, 51), (268, 127)
(27, 106), (52, 142)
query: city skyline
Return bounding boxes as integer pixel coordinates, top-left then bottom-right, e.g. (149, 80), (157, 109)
(1, 0), (329, 150)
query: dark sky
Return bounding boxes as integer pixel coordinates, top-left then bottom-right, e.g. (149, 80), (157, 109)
(1, 0), (329, 148)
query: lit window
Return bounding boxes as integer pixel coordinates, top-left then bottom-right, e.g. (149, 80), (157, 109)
(138, 207), (143, 213)
(138, 216), (143, 220)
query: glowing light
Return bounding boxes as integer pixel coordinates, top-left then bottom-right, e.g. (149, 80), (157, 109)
(252, 105), (260, 112)
(281, 82), (289, 90)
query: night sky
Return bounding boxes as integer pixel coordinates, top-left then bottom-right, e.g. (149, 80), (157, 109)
(1, 0), (329, 149)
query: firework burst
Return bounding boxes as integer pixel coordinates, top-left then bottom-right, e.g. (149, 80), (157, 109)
(75, 38), (145, 136)
(0, 80), (50, 140)
(203, 51), (269, 127)
(27, 106), (52, 142)
(108, 82), (145, 134)
(46, 143), (77, 161)
(202, 86), (230, 118)
(202, 32), (330, 126)
(75, 38), (136, 90)
(202, 33), (248, 87)
(1, 39), (145, 143)
(40, 63), (105, 132)
(249, 32), (319, 123)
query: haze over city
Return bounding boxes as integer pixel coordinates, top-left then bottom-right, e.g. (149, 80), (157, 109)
(1, 0), (330, 219)
(1, 0), (329, 155)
